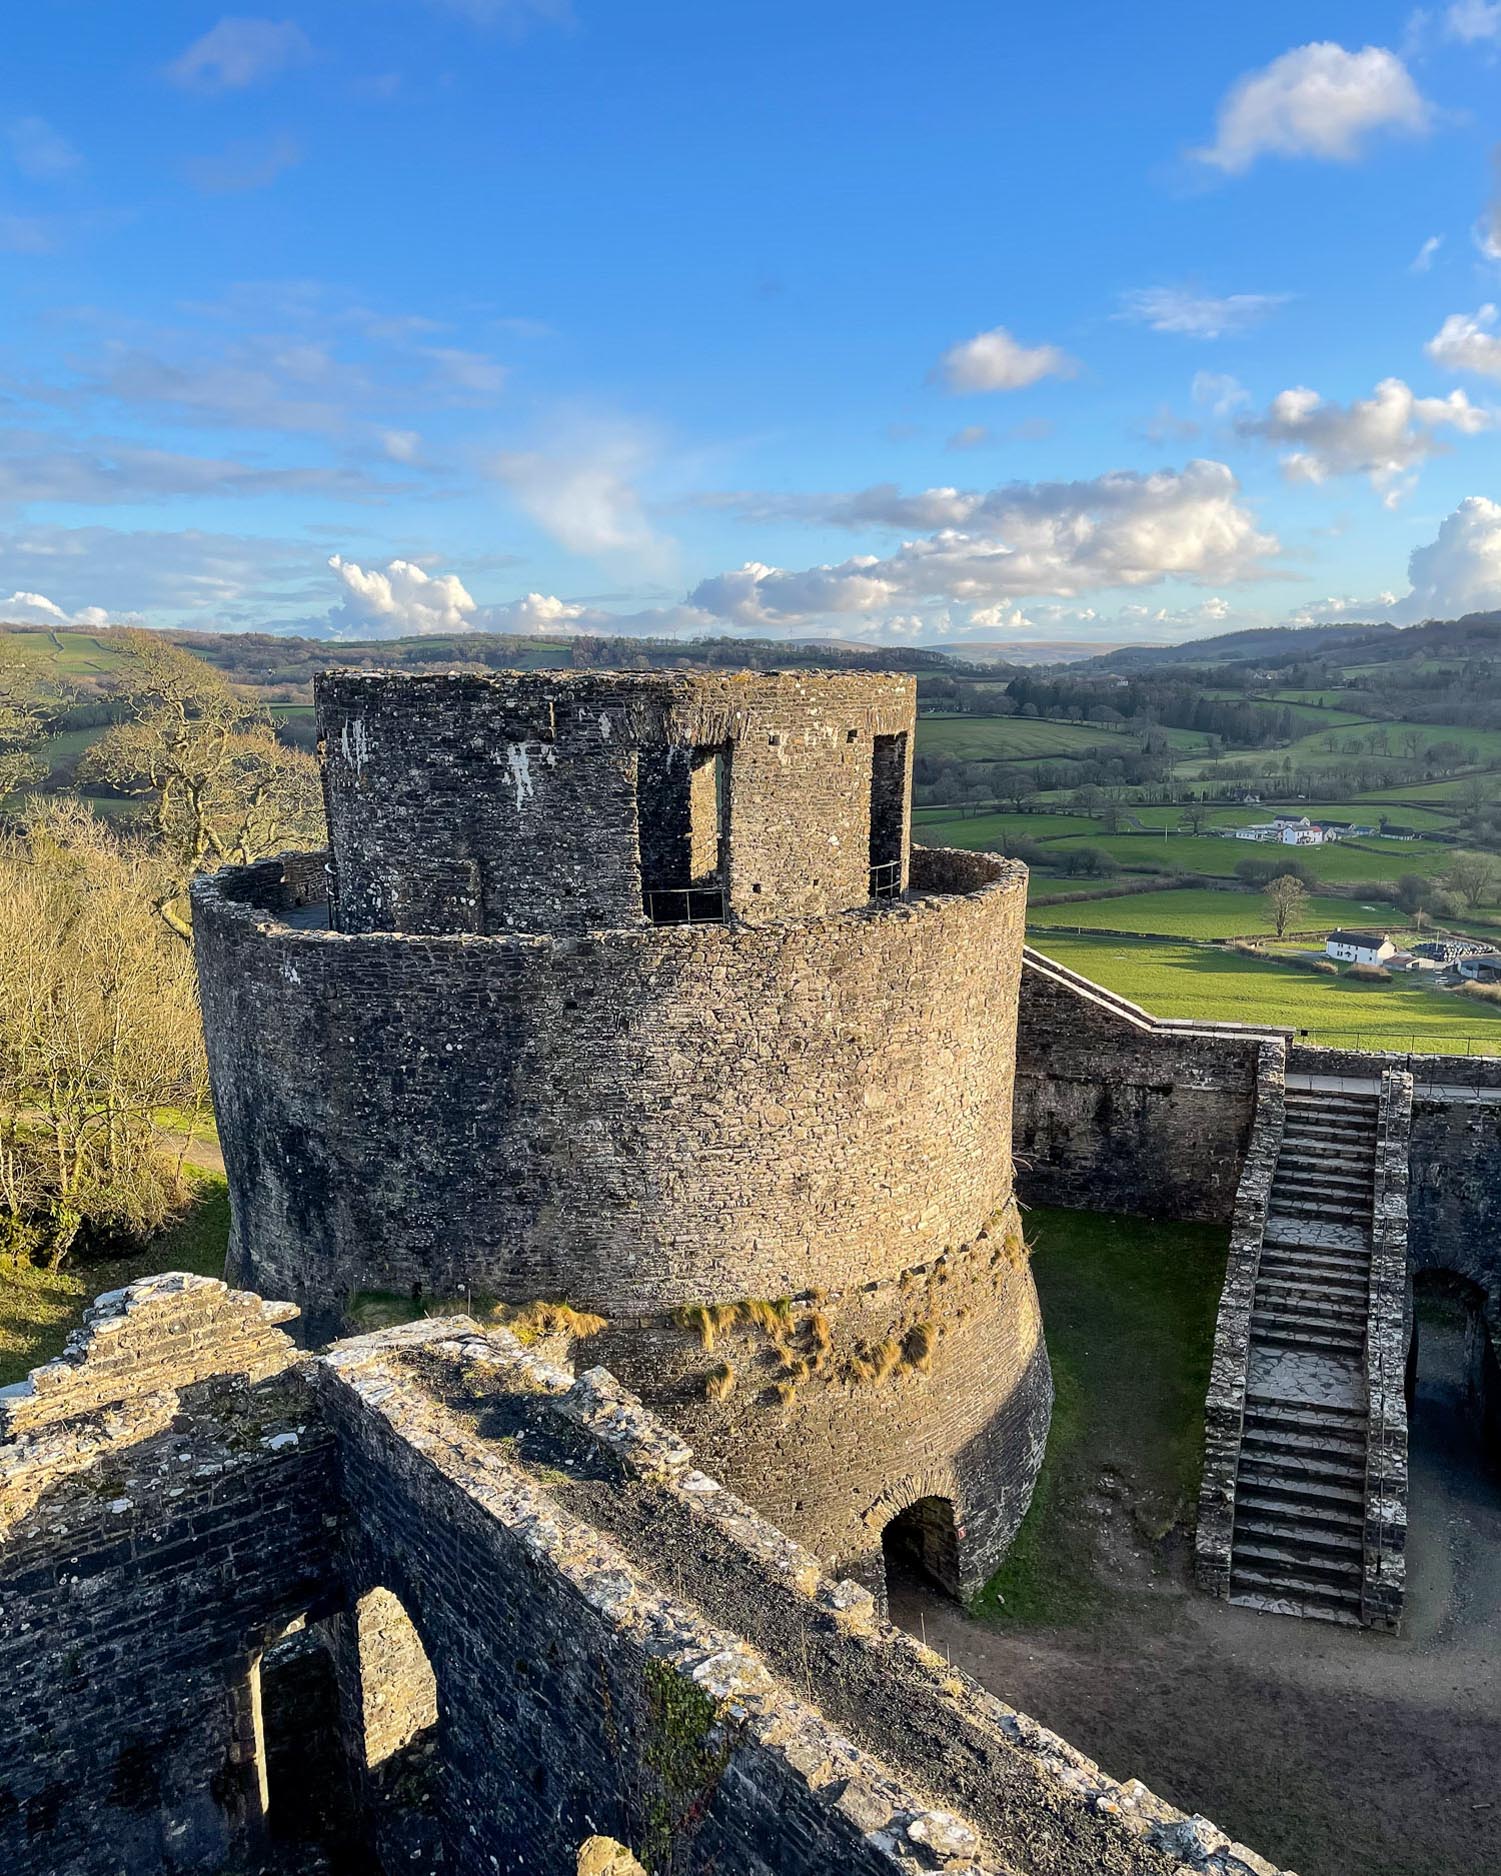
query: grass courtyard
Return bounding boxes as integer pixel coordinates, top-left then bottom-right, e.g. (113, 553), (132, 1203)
(974, 1204), (1227, 1628)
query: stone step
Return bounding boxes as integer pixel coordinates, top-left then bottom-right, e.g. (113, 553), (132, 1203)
(1228, 1570), (1362, 1624)
(1234, 1517), (1364, 1568)
(1252, 1290), (1366, 1329)
(1259, 1241), (1370, 1274)
(1235, 1466), (1366, 1510)
(1244, 1397), (1368, 1441)
(1285, 1091), (1379, 1111)
(1264, 1195), (1372, 1226)
(1253, 1268), (1373, 1298)
(1232, 1536), (1363, 1589)
(1239, 1424), (1367, 1470)
(1273, 1163), (1373, 1193)
(1237, 1487), (1364, 1530)
(1278, 1125), (1375, 1153)
(1250, 1321), (1365, 1358)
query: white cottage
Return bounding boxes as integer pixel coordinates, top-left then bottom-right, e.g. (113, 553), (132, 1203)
(1325, 929), (1395, 966)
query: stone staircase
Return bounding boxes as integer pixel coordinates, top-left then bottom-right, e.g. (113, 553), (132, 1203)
(1228, 1085), (1379, 1624)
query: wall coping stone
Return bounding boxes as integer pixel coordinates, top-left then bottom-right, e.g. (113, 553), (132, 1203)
(1195, 1040), (1287, 1597)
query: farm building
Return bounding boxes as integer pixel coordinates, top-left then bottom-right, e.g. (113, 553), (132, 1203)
(1326, 929), (1396, 965)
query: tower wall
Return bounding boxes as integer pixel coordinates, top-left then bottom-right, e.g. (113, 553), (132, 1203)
(193, 668), (1045, 1591)
(317, 670), (915, 935)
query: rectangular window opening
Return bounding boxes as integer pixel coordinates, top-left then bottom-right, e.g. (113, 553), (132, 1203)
(639, 743), (731, 925)
(869, 731), (907, 901)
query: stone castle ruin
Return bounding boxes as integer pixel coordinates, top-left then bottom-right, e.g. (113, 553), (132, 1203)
(191, 671), (1051, 1596)
(4, 664), (1500, 1874)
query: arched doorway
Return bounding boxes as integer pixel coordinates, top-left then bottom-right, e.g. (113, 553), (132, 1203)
(881, 1495), (961, 1600)
(1408, 1271), (1500, 1460)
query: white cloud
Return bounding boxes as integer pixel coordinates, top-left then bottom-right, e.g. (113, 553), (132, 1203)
(1118, 287), (1289, 338)
(0, 589), (116, 626)
(484, 591), (589, 633)
(7, 117), (82, 180)
(1409, 234), (1443, 272)
(165, 18), (313, 93)
(1194, 42), (1430, 174)
(1236, 377), (1494, 503)
(185, 133), (303, 195)
(1192, 371), (1251, 417)
(326, 555), (477, 637)
(0, 430), (393, 505)
(934, 325), (1078, 394)
(1285, 592), (1399, 624)
(1427, 304), (1501, 379)
(1444, 1), (1501, 40)
(687, 461), (1277, 629)
(488, 424), (669, 564)
(1480, 148), (1501, 261)
(1403, 496), (1501, 617)
(946, 425), (992, 451)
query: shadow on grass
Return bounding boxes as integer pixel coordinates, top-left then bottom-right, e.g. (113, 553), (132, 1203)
(972, 1204), (1227, 1632)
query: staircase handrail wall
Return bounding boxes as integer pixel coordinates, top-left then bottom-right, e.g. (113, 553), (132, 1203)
(1362, 1068), (1413, 1632)
(1194, 1037), (1287, 1598)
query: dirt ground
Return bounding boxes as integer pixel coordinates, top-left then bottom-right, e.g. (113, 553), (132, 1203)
(891, 1311), (1501, 1876)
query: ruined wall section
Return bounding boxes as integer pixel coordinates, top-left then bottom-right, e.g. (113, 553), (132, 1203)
(1015, 950), (1281, 1222)
(316, 670), (915, 936)
(321, 1318), (1285, 1876)
(192, 846), (1026, 1324)
(0, 1278), (335, 1876)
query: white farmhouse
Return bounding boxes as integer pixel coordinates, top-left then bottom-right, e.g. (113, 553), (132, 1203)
(1325, 929), (1395, 966)
(1234, 816), (1327, 846)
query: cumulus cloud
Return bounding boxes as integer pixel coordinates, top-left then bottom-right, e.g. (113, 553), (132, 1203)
(934, 325), (1078, 394)
(1236, 377), (1494, 503)
(1444, 1), (1501, 40)
(0, 588), (116, 627)
(686, 461), (1277, 630)
(1117, 287), (1289, 339)
(1285, 592), (1399, 625)
(1427, 305), (1501, 379)
(165, 18), (313, 93)
(1193, 42), (1430, 174)
(7, 116), (82, 180)
(1403, 496), (1501, 617)
(325, 555), (478, 637)
(489, 424), (669, 564)
(1410, 234), (1443, 273)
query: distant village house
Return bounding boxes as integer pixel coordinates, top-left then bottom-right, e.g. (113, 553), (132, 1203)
(1325, 930), (1396, 966)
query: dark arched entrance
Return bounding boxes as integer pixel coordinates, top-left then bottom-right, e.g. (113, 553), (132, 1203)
(1408, 1270), (1500, 1458)
(881, 1496), (961, 1600)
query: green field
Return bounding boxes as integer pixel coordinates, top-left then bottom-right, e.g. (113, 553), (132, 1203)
(913, 807), (1097, 845)
(1026, 888), (1373, 939)
(1028, 932), (1501, 1053)
(914, 715), (1146, 762)
(1, 627), (130, 677)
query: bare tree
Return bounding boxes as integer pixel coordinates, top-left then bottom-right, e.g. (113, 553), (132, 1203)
(79, 632), (322, 939)
(0, 635), (68, 799)
(1440, 850), (1501, 912)
(1264, 874), (1309, 939)
(0, 803), (205, 1265)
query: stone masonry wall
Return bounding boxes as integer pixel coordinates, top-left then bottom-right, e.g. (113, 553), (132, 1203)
(2, 1290), (1290, 1876)
(1015, 950), (1279, 1222)
(317, 670), (915, 935)
(0, 1277), (335, 1876)
(192, 845), (1027, 1322)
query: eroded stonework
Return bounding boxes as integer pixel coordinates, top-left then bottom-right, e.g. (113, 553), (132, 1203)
(192, 669), (1049, 1592)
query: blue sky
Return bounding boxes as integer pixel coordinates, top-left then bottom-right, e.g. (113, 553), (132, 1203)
(2, 2), (1500, 645)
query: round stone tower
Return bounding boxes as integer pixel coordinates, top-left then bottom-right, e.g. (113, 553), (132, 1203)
(192, 668), (1051, 1595)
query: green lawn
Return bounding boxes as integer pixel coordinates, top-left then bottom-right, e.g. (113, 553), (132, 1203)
(913, 808), (1098, 845)
(914, 715), (1176, 763)
(1027, 931), (1501, 1053)
(0, 1173), (230, 1389)
(1039, 829), (1452, 886)
(1, 627), (131, 678)
(975, 1205), (1227, 1627)
(1026, 887), (1373, 939)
